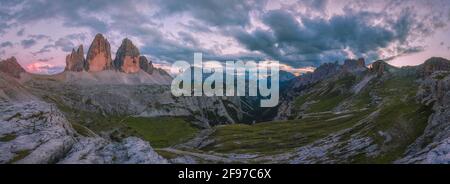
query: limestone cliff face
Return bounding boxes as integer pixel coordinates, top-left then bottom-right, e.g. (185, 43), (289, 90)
(86, 34), (113, 72)
(113, 38), (141, 73)
(65, 45), (86, 72)
(139, 56), (154, 74)
(64, 34), (172, 77)
(0, 57), (26, 78)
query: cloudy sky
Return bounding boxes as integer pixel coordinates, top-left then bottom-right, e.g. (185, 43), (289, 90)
(0, 0), (449, 75)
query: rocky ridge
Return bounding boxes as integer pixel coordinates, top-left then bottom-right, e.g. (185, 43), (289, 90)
(0, 73), (167, 164)
(65, 33), (167, 78)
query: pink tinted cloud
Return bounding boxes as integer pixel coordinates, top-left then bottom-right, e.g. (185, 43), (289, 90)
(25, 62), (64, 74)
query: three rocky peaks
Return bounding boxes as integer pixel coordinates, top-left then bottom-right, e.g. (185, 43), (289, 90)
(65, 33), (156, 74)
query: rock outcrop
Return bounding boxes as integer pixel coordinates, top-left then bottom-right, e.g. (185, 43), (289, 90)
(343, 58), (366, 73)
(86, 34), (113, 72)
(369, 60), (386, 75)
(65, 45), (86, 72)
(291, 62), (341, 88)
(0, 57), (26, 78)
(0, 99), (168, 164)
(113, 38), (141, 73)
(139, 56), (154, 74)
(368, 60), (398, 76)
(421, 57), (450, 76)
(0, 100), (76, 164)
(59, 137), (168, 164)
(0, 73), (168, 164)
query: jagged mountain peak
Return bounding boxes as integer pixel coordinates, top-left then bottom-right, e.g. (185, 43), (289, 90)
(64, 34), (170, 77)
(86, 33), (113, 72)
(113, 38), (141, 73)
(343, 58), (366, 72)
(65, 44), (86, 72)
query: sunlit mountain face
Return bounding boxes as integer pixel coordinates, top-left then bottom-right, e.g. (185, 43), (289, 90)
(0, 0), (449, 75)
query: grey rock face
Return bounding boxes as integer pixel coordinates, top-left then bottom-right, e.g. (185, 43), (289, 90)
(26, 78), (243, 127)
(59, 137), (168, 164)
(0, 73), (168, 164)
(65, 45), (86, 72)
(139, 56), (154, 74)
(0, 100), (76, 164)
(86, 34), (113, 72)
(0, 99), (168, 164)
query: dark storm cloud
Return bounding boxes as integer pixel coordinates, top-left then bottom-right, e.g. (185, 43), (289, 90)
(65, 33), (88, 41)
(231, 9), (434, 67)
(178, 31), (200, 47)
(16, 28), (25, 36)
(0, 41), (13, 48)
(383, 46), (425, 61)
(54, 37), (76, 52)
(5, 0), (140, 33)
(36, 35), (78, 53)
(154, 0), (267, 27)
(31, 43), (56, 56)
(140, 32), (215, 63)
(28, 34), (51, 40)
(178, 20), (213, 33)
(1, 0), (449, 68)
(31, 47), (51, 56)
(20, 39), (37, 49)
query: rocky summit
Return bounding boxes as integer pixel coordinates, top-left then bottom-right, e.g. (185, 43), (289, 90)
(421, 57), (450, 76)
(114, 38), (141, 73)
(0, 57), (26, 78)
(86, 34), (113, 72)
(65, 45), (86, 72)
